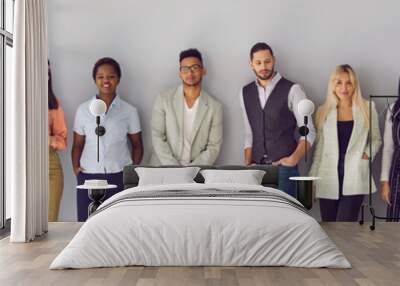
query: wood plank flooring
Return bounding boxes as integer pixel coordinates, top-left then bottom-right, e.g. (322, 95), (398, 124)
(0, 222), (399, 286)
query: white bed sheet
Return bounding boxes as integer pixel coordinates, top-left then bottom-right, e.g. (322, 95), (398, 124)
(50, 183), (351, 269)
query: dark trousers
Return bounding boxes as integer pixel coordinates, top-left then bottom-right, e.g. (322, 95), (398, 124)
(319, 161), (364, 222)
(77, 172), (124, 222)
(278, 165), (299, 198)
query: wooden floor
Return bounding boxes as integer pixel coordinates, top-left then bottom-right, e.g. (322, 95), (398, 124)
(0, 222), (399, 286)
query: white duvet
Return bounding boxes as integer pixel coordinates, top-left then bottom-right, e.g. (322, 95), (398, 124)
(50, 183), (351, 269)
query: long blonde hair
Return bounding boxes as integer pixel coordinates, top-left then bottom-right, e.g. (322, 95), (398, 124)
(315, 64), (369, 129)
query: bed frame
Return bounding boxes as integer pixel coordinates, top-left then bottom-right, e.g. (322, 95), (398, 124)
(123, 165), (279, 190)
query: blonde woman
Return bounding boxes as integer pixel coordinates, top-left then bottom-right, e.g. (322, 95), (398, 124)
(309, 64), (381, 221)
(48, 61), (67, 221)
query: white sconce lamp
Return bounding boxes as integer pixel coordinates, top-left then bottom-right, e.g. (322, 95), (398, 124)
(89, 99), (107, 162)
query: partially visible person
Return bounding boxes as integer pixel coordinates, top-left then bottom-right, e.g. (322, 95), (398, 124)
(150, 48), (223, 166)
(239, 42), (316, 198)
(48, 60), (67, 222)
(380, 98), (400, 221)
(309, 64), (382, 221)
(72, 57), (143, 222)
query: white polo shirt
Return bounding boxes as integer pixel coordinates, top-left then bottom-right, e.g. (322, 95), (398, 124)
(73, 95), (141, 173)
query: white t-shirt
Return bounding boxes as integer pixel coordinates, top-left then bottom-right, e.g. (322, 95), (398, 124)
(179, 97), (199, 165)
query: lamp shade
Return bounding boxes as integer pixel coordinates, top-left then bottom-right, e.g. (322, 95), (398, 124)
(298, 99), (315, 117)
(89, 99), (107, 116)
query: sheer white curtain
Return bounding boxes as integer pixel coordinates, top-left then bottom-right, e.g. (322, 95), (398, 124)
(8, 0), (48, 242)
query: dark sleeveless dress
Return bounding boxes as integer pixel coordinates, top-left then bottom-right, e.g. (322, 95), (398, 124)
(337, 121), (354, 196)
(320, 120), (364, 222)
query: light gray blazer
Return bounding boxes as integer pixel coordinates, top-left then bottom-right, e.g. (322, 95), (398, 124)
(149, 85), (223, 166)
(309, 102), (382, 199)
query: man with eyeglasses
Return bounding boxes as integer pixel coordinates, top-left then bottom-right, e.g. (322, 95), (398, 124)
(150, 48), (223, 166)
(239, 42), (316, 198)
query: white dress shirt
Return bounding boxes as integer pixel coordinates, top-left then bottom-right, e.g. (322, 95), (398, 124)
(381, 103), (395, 181)
(239, 72), (316, 149)
(179, 97), (200, 165)
(73, 95), (141, 173)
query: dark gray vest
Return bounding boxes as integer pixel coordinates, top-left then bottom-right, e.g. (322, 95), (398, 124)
(242, 78), (297, 163)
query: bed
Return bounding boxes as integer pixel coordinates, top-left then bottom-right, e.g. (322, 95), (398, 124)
(50, 165), (350, 269)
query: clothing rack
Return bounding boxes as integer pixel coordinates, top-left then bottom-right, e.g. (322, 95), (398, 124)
(359, 95), (398, 230)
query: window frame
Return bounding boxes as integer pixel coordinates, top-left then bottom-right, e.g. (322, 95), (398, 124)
(0, 0), (14, 231)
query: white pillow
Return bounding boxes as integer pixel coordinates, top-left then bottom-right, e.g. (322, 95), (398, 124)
(135, 167), (201, 186)
(200, 169), (266, 185)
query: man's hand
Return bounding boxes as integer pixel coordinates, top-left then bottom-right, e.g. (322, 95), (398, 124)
(244, 148), (253, 166)
(273, 155), (298, 167)
(273, 140), (308, 167)
(381, 181), (391, 206)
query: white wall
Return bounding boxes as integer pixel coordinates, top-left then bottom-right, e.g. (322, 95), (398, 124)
(47, 0), (400, 221)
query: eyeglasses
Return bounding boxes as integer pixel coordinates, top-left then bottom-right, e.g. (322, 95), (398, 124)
(179, 64), (202, 74)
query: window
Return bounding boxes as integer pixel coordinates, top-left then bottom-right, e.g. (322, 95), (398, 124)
(5, 0), (13, 33)
(5, 44), (11, 220)
(0, 0), (14, 232)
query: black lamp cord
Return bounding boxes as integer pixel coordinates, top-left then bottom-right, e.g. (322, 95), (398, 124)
(298, 117), (310, 163)
(304, 116), (308, 163)
(96, 116), (100, 162)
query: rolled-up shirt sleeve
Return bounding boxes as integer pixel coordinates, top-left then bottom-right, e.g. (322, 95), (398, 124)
(289, 84), (316, 146)
(128, 106), (141, 134)
(239, 89), (253, 149)
(49, 105), (67, 151)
